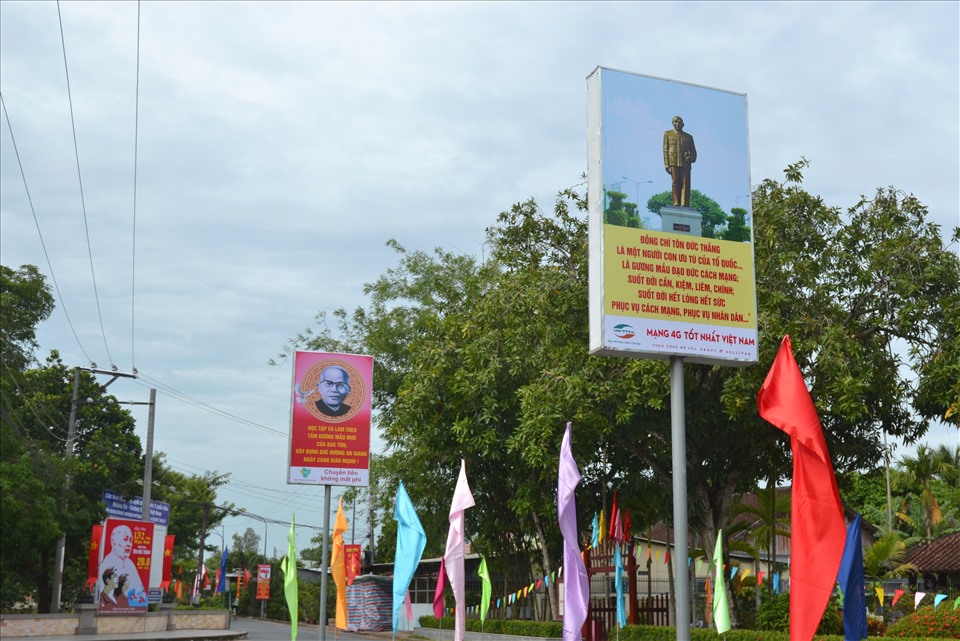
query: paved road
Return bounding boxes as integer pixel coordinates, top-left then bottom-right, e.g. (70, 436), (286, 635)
(232, 618), (401, 641)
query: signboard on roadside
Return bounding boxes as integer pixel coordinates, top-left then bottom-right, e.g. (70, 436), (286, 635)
(586, 67), (758, 365)
(256, 564), (271, 600)
(288, 351), (374, 486)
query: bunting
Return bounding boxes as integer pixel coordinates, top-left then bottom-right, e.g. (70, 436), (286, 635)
(558, 423), (588, 641)
(478, 557), (491, 622)
(332, 499), (349, 629)
(836, 514), (867, 641)
(86, 524), (103, 591)
(433, 557), (447, 619)
(281, 515), (298, 641)
(393, 481), (426, 632)
(758, 335), (845, 641)
(934, 594), (947, 608)
(711, 531), (731, 634)
(609, 491), (621, 542)
(915, 592), (926, 609)
(892, 589), (904, 607)
(443, 460), (475, 641)
(613, 543), (625, 628)
(160, 535), (175, 592)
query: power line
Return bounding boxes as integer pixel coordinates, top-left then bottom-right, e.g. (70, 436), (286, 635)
(130, 0), (142, 372)
(0, 92), (95, 365)
(133, 371), (287, 437)
(56, 0), (114, 368)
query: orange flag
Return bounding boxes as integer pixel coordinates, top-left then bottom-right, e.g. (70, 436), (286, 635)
(332, 499), (349, 629)
(758, 336), (845, 641)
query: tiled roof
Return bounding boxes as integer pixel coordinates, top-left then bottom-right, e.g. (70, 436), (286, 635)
(902, 532), (960, 573)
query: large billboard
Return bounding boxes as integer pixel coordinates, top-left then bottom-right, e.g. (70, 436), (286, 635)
(288, 351), (373, 486)
(587, 67), (758, 365)
(97, 518), (154, 615)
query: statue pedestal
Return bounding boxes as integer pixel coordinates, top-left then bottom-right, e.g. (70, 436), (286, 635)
(660, 206), (702, 237)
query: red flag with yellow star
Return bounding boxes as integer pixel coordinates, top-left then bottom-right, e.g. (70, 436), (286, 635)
(161, 535), (175, 591)
(86, 525), (103, 591)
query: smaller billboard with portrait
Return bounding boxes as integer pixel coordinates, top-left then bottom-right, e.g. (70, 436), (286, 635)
(97, 518), (154, 615)
(256, 564), (271, 600)
(288, 351), (374, 486)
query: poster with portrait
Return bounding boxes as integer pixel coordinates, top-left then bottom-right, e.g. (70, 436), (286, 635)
(256, 564), (271, 600)
(288, 351), (374, 486)
(586, 67), (758, 365)
(97, 518), (154, 614)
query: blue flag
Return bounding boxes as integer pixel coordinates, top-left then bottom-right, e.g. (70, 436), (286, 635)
(393, 481), (426, 631)
(614, 543), (626, 628)
(591, 513), (599, 548)
(836, 513), (867, 641)
(217, 546), (229, 594)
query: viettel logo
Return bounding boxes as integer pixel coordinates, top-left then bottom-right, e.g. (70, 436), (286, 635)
(300, 468), (311, 478)
(613, 324), (635, 339)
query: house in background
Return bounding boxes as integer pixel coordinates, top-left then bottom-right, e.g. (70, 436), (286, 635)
(902, 531), (960, 593)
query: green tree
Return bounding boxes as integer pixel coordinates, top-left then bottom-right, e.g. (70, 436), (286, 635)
(0, 264), (55, 372)
(646, 189), (729, 238)
(720, 207), (752, 242)
(282, 162), (960, 627)
(604, 190), (641, 228)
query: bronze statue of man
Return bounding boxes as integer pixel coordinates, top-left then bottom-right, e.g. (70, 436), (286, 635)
(663, 116), (697, 207)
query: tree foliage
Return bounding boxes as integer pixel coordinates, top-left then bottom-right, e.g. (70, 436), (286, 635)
(283, 162), (960, 625)
(0, 264), (230, 612)
(646, 189), (731, 238)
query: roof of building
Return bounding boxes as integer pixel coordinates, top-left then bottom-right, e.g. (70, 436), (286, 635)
(902, 532), (960, 573)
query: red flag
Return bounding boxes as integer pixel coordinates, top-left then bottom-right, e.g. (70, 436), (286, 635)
(86, 524), (103, 591)
(623, 509), (632, 542)
(214, 569), (221, 594)
(161, 535), (175, 591)
(758, 336), (845, 641)
(433, 557), (447, 619)
(608, 492), (621, 541)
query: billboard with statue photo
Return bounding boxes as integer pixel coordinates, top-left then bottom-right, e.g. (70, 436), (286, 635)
(586, 67), (757, 365)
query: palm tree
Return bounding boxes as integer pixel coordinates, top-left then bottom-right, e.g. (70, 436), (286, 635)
(863, 532), (917, 584)
(729, 484), (791, 607)
(895, 445), (947, 541)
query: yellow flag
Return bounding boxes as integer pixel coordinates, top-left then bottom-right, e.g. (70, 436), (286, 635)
(875, 586), (885, 608)
(598, 510), (606, 544)
(332, 500), (349, 629)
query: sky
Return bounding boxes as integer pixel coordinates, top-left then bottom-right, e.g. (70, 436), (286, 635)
(2, 1), (958, 560)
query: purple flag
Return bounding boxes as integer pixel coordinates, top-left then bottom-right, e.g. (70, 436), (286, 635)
(558, 423), (588, 641)
(443, 460), (475, 641)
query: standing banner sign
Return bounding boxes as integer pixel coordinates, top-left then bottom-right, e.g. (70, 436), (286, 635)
(97, 518), (154, 614)
(288, 351), (374, 486)
(345, 544), (363, 585)
(256, 564), (271, 600)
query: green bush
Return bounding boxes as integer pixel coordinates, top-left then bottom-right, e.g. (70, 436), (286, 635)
(885, 604), (960, 638)
(754, 593), (841, 636)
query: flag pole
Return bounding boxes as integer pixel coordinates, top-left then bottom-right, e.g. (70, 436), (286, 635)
(320, 485), (332, 641)
(670, 356), (691, 639)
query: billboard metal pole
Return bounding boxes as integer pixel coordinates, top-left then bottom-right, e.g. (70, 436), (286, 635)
(670, 356), (690, 641)
(319, 485), (331, 641)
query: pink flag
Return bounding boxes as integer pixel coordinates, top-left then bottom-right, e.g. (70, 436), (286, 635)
(443, 460), (475, 641)
(558, 423), (588, 641)
(404, 589), (414, 622)
(433, 557), (447, 619)
(758, 336), (845, 641)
